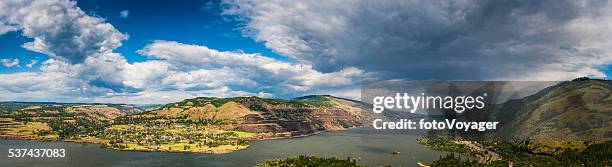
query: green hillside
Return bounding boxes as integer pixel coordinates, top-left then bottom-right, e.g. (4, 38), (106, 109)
(422, 78), (612, 166)
(496, 78), (611, 141)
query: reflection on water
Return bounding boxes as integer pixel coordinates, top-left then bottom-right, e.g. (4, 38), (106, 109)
(0, 128), (448, 167)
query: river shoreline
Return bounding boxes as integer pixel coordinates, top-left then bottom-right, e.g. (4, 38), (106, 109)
(1, 128), (448, 167)
(0, 127), (340, 154)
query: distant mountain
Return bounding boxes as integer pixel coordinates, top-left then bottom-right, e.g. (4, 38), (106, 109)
(129, 104), (163, 111)
(0, 102), (146, 121)
(494, 78), (611, 141)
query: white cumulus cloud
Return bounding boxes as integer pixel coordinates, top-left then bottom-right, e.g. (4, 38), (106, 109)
(1, 58), (19, 68)
(0, 0), (128, 64)
(25, 59), (38, 68)
(119, 10), (129, 18)
(133, 40), (367, 100)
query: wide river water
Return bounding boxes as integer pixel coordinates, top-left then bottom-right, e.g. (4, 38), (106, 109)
(0, 128), (449, 167)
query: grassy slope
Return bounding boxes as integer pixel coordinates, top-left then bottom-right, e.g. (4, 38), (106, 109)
(492, 79), (611, 156)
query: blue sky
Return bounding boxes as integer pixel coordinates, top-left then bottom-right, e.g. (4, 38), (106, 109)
(601, 65), (612, 78)
(76, 0), (288, 62)
(0, 31), (47, 73)
(0, 0), (610, 104)
(0, 0), (288, 73)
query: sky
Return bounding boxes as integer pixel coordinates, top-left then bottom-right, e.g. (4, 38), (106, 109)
(0, 0), (611, 104)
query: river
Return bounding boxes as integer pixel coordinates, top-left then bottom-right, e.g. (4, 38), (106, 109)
(0, 128), (448, 167)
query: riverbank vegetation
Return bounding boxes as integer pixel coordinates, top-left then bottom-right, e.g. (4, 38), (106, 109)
(256, 155), (360, 167)
(416, 131), (471, 154)
(425, 139), (612, 166)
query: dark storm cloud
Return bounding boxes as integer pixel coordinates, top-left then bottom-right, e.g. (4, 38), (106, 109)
(224, 0), (612, 80)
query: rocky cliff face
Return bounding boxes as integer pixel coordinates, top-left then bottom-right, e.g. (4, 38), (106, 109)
(152, 95), (386, 137)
